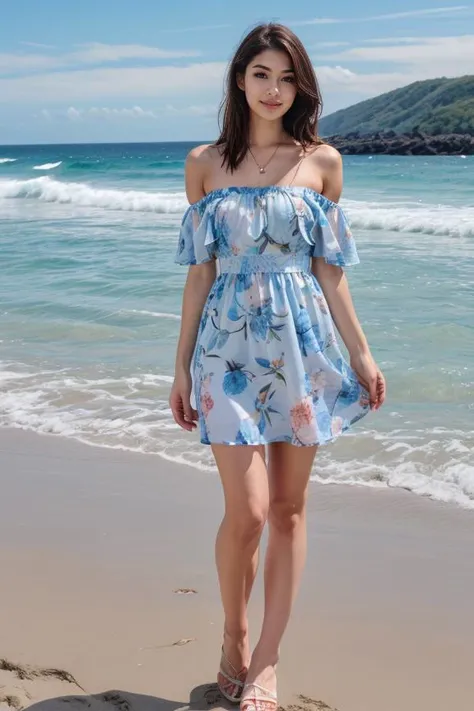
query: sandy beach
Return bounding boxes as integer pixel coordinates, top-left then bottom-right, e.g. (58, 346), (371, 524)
(1, 428), (473, 711)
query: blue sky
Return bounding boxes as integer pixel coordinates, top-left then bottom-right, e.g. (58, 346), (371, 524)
(1, 0), (473, 144)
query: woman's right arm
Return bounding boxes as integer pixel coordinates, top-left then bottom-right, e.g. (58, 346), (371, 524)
(169, 146), (217, 432)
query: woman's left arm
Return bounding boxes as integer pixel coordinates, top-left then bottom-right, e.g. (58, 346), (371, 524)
(310, 145), (386, 410)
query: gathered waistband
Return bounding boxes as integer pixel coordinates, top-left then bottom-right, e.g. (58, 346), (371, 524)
(218, 253), (311, 274)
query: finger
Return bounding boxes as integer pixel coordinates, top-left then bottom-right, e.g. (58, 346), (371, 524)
(183, 396), (197, 430)
(369, 377), (378, 410)
(376, 372), (386, 408)
(171, 394), (194, 431)
(373, 373), (383, 409)
(355, 373), (370, 391)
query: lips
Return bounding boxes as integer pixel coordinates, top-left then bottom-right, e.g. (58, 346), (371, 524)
(261, 101), (282, 107)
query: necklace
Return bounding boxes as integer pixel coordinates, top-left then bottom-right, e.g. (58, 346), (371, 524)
(248, 144), (280, 174)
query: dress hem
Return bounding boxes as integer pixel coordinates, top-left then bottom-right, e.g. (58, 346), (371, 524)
(198, 411), (369, 448)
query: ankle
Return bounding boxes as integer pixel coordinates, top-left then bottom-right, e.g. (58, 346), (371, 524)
(251, 642), (279, 668)
(222, 626), (250, 671)
(224, 624), (249, 645)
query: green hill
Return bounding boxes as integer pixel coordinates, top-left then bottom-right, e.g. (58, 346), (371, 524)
(319, 75), (474, 136)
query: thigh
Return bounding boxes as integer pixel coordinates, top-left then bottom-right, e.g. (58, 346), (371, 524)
(267, 442), (318, 506)
(212, 444), (269, 515)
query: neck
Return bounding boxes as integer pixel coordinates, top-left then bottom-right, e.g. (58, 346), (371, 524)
(248, 114), (286, 148)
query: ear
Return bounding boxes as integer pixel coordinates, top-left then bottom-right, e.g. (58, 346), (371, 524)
(236, 72), (245, 91)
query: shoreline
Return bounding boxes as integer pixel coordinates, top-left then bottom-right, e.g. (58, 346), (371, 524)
(1, 427), (473, 711)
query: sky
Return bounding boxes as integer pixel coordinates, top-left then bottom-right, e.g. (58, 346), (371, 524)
(0, 0), (473, 144)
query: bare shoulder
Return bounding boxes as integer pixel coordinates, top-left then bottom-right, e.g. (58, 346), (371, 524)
(306, 142), (343, 203)
(306, 142), (342, 170)
(186, 142), (215, 163)
(185, 143), (215, 203)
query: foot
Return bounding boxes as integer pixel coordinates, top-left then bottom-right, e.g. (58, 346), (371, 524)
(240, 679), (278, 711)
(222, 629), (250, 677)
(217, 631), (250, 703)
(241, 647), (278, 710)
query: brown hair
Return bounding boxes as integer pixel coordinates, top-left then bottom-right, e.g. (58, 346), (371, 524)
(216, 23), (325, 172)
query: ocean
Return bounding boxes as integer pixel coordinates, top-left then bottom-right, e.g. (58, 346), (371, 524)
(0, 142), (473, 509)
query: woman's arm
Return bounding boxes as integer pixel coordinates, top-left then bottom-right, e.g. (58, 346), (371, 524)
(171, 145), (217, 430)
(310, 145), (386, 410)
(310, 145), (370, 357)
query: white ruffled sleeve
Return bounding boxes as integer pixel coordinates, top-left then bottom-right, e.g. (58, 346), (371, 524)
(293, 192), (360, 267)
(175, 199), (218, 265)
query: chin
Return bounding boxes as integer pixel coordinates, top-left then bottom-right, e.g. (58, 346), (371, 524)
(251, 104), (288, 121)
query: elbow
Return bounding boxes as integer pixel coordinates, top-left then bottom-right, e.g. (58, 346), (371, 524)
(311, 257), (344, 287)
(186, 259), (217, 290)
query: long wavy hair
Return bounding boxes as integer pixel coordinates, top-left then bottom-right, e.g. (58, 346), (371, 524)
(215, 23), (325, 172)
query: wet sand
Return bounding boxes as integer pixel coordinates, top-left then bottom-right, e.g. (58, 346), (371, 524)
(0, 428), (473, 711)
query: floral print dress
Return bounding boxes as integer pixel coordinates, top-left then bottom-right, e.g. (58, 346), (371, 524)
(175, 185), (370, 447)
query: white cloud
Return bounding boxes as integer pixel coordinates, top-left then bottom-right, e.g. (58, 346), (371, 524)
(165, 103), (217, 116)
(70, 42), (201, 63)
(20, 41), (56, 49)
(65, 105), (159, 120)
(316, 64), (418, 98)
(39, 103), (216, 123)
(0, 43), (201, 76)
(66, 107), (83, 122)
(315, 59), (469, 100)
(361, 36), (441, 45)
(314, 34), (474, 66)
(0, 62), (227, 103)
(292, 17), (342, 25)
(0, 52), (59, 74)
(310, 34), (474, 100)
(291, 6), (471, 26)
(316, 41), (350, 48)
(369, 6), (469, 20)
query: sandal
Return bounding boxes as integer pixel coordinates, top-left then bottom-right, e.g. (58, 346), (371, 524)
(217, 645), (248, 704)
(240, 682), (278, 711)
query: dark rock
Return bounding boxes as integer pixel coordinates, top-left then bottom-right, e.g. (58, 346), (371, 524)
(324, 130), (474, 155)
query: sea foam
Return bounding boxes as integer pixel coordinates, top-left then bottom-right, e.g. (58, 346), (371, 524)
(33, 161), (62, 170)
(0, 176), (188, 213)
(1, 176), (473, 238)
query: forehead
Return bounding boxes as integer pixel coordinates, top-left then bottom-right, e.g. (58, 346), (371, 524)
(249, 48), (293, 72)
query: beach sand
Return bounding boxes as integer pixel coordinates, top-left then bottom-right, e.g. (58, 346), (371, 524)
(0, 428), (473, 711)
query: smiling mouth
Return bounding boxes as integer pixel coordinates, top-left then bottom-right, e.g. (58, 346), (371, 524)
(261, 101), (282, 107)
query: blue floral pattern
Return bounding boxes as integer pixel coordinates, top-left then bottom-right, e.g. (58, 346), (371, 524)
(175, 185), (370, 447)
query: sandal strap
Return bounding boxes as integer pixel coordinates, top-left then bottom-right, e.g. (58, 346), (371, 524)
(242, 682), (278, 700)
(221, 645), (247, 681)
(218, 667), (245, 688)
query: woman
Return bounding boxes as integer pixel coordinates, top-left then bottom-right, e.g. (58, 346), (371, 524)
(169, 22), (386, 711)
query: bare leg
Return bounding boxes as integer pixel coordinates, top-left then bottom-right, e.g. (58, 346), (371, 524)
(212, 444), (269, 681)
(244, 442), (317, 696)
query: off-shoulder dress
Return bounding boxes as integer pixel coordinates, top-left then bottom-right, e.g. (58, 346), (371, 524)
(175, 185), (370, 447)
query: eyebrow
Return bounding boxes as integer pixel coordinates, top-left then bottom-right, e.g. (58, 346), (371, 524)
(252, 63), (294, 73)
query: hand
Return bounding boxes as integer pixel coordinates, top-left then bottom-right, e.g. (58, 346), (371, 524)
(350, 351), (386, 411)
(169, 369), (198, 431)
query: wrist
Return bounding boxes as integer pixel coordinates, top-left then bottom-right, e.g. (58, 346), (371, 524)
(175, 360), (191, 375)
(349, 345), (371, 359)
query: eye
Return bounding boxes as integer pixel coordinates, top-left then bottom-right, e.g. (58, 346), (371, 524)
(283, 76), (295, 83)
(254, 72), (267, 79)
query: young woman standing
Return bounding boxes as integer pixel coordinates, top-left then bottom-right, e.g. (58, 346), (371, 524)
(170, 22), (386, 711)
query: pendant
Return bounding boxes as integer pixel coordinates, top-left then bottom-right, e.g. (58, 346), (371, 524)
(259, 167), (265, 174)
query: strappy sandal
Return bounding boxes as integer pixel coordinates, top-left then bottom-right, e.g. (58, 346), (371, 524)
(217, 645), (248, 704)
(240, 682), (278, 711)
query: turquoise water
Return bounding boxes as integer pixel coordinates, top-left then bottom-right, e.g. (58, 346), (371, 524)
(1, 144), (473, 508)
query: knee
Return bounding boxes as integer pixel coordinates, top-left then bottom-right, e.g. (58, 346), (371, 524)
(269, 497), (306, 535)
(225, 504), (268, 547)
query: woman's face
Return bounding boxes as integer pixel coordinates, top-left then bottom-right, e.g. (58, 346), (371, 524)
(237, 49), (297, 121)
